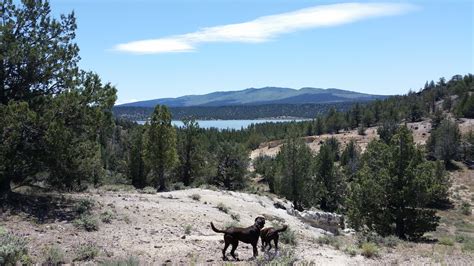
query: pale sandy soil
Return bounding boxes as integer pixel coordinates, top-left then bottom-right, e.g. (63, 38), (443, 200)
(1, 188), (369, 265)
(2, 183), (474, 265)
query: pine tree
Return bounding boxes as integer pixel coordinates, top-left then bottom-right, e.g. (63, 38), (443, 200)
(315, 143), (346, 212)
(129, 127), (146, 188)
(143, 105), (177, 191)
(177, 118), (204, 186)
(275, 136), (314, 210)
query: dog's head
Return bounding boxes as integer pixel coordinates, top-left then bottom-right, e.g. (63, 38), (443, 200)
(254, 216), (266, 229)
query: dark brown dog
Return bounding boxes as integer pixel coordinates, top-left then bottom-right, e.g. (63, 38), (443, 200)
(210, 217), (265, 261)
(260, 225), (288, 252)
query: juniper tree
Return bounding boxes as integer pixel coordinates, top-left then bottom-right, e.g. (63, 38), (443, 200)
(427, 119), (461, 166)
(348, 126), (449, 239)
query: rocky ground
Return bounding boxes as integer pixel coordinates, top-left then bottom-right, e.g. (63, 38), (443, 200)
(1, 187), (369, 265)
(1, 118), (473, 265)
(1, 181), (473, 265)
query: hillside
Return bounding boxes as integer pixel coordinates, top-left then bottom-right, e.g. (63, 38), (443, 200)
(113, 102), (357, 121)
(118, 87), (387, 108)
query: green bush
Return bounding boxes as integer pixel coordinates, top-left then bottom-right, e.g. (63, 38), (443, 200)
(382, 235), (400, 248)
(256, 246), (297, 265)
(343, 245), (358, 257)
(184, 225), (192, 235)
(100, 210), (115, 224)
(171, 182), (185, 191)
(462, 240), (474, 252)
(316, 235), (339, 249)
(280, 227), (297, 246)
(189, 194), (201, 201)
(43, 245), (66, 265)
(356, 231), (399, 248)
(74, 198), (95, 215)
(141, 186), (157, 194)
(360, 242), (379, 258)
(438, 237), (454, 246)
(74, 215), (99, 231)
(216, 202), (229, 213)
(75, 242), (99, 261)
(0, 232), (28, 265)
(460, 201), (471, 216)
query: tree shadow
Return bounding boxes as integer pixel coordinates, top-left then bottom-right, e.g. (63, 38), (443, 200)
(0, 191), (79, 223)
(445, 161), (461, 171)
(412, 236), (438, 244)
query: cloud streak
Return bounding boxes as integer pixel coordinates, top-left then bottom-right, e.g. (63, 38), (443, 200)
(114, 2), (416, 54)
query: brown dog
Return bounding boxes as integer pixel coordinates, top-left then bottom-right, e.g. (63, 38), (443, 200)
(260, 225), (288, 252)
(210, 217), (265, 261)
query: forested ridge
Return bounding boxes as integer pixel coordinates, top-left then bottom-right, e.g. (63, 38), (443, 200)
(113, 102), (360, 120)
(1, 0), (474, 264)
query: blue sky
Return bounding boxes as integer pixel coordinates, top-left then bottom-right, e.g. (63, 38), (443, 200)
(48, 0), (473, 104)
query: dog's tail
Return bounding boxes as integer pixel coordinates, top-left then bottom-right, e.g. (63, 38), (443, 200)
(275, 225), (288, 233)
(210, 222), (227, 234)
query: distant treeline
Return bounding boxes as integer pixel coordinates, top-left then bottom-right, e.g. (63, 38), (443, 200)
(113, 102), (363, 120)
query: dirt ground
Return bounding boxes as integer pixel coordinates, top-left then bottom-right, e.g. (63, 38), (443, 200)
(1, 118), (473, 265)
(2, 182), (473, 265)
(1, 188), (370, 265)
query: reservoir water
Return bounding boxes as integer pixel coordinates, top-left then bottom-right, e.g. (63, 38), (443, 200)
(136, 119), (307, 130)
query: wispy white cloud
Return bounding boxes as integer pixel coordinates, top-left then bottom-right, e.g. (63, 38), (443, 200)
(115, 98), (139, 105)
(114, 2), (416, 54)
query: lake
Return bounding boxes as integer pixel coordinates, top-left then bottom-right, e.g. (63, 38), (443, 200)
(136, 119), (307, 130)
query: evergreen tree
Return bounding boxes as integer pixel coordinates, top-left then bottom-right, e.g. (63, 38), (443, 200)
(177, 118), (204, 186)
(427, 119), (461, 166)
(143, 105), (177, 191)
(348, 126), (449, 239)
(254, 155), (277, 193)
(340, 140), (360, 181)
(214, 142), (248, 190)
(129, 126), (146, 188)
(377, 120), (399, 144)
(314, 117), (324, 136)
(275, 136), (314, 210)
(315, 143), (345, 212)
(0, 0), (79, 105)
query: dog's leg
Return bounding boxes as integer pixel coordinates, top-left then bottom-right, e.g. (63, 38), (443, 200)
(222, 240), (230, 261)
(230, 240), (239, 261)
(252, 243), (258, 259)
(261, 237), (265, 251)
(274, 237), (279, 252)
(267, 241), (272, 251)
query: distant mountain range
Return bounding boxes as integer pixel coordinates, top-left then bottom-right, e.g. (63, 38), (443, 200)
(118, 87), (388, 108)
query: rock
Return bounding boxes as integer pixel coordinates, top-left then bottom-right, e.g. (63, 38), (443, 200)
(181, 235), (186, 239)
(273, 201), (286, 210)
(154, 245), (162, 248)
(342, 228), (356, 235)
(286, 207), (344, 233)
